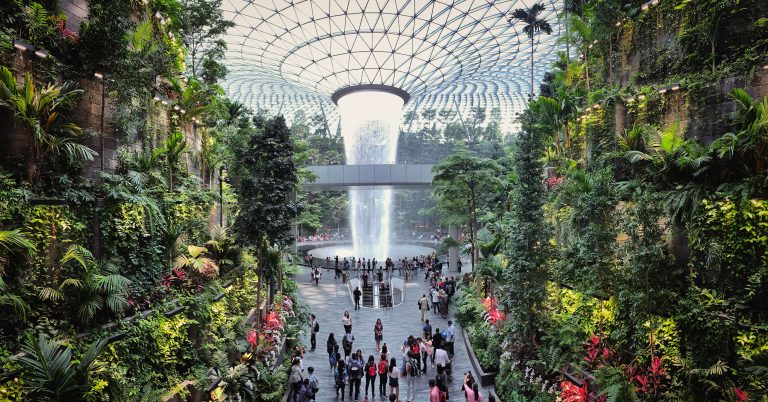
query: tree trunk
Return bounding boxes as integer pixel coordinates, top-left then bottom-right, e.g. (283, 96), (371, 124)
(530, 37), (535, 98)
(469, 187), (478, 272)
(255, 273), (264, 325)
(585, 53), (591, 94)
(565, 121), (572, 156)
(26, 134), (38, 186)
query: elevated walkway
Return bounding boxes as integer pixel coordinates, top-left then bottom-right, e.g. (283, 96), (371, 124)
(304, 164), (434, 190)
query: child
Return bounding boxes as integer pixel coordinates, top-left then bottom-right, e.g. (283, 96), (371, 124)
(307, 366), (319, 396)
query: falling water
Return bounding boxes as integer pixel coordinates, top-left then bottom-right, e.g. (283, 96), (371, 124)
(337, 90), (403, 259)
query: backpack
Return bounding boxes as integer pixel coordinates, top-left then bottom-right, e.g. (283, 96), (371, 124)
(342, 334), (352, 349)
(377, 360), (387, 375)
(410, 342), (419, 356)
(290, 369), (302, 384)
(403, 361), (412, 377)
(439, 390), (448, 402)
(367, 363), (376, 377)
(348, 359), (362, 379)
(314, 322), (320, 333)
(309, 375), (319, 392)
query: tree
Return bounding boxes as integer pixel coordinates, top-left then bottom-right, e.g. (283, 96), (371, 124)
(432, 146), (503, 271)
(0, 67), (97, 188)
(0, 230), (36, 321)
(176, 0), (235, 84)
(231, 115), (300, 305)
(502, 106), (548, 347)
(510, 3), (553, 98)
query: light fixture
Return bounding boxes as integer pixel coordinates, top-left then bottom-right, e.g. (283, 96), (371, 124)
(625, 97), (635, 103)
(161, 99), (169, 105)
(34, 49), (49, 59)
(638, 94), (646, 100)
(180, 109), (186, 114)
(641, 3), (650, 11)
(593, 104), (600, 110)
(658, 87), (668, 94)
(12, 39), (34, 52)
(93, 72), (104, 80)
(670, 84), (681, 91)
(615, 21), (622, 27)
(651, 0), (660, 5)
(173, 105), (180, 111)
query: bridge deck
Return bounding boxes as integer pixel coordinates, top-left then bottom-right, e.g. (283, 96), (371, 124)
(304, 164), (434, 190)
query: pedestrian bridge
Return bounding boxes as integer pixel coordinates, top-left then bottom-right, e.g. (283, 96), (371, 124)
(304, 164), (434, 190)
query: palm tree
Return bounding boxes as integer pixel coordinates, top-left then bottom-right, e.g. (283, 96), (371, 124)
(710, 89), (768, 175)
(0, 67), (96, 188)
(72, 256), (131, 325)
(174, 244), (219, 278)
(510, 3), (553, 98)
(18, 332), (107, 401)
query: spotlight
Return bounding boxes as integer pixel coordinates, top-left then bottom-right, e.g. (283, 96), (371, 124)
(12, 39), (34, 52)
(641, 3), (650, 11)
(153, 94), (161, 101)
(625, 97), (635, 103)
(161, 99), (169, 105)
(670, 84), (681, 91)
(658, 87), (668, 94)
(651, 0), (659, 5)
(615, 21), (622, 27)
(173, 105), (180, 111)
(638, 94), (646, 100)
(93, 72), (104, 80)
(180, 109), (186, 114)
(593, 104), (600, 110)
(34, 49), (49, 59)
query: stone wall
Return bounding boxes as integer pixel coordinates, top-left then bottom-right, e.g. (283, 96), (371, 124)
(59, 0), (88, 33)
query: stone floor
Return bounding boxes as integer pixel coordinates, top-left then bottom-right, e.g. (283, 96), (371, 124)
(296, 264), (485, 402)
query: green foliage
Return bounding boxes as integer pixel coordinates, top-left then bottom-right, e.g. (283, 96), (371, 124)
(18, 333), (107, 401)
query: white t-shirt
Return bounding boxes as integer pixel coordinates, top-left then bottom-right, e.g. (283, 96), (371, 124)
(389, 366), (400, 379)
(434, 348), (450, 367)
(342, 316), (352, 326)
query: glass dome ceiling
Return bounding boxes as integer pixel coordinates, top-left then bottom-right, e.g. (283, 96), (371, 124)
(220, 0), (564, 134)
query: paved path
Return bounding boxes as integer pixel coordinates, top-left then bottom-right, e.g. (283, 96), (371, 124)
(296, 265), (484, 402)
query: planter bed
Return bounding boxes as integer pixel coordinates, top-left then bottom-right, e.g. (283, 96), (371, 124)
(461, 327), (498, 387)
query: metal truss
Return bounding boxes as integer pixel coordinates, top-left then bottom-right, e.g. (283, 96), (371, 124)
(220, 0), (564, 134)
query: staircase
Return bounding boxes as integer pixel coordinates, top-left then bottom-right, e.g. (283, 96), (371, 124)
(362, 283), (374, 307)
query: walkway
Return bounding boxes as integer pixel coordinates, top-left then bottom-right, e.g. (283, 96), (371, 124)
(296, 265), (484, 402)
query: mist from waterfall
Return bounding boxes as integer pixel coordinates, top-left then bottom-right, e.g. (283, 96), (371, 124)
(337, 90), (403, 259)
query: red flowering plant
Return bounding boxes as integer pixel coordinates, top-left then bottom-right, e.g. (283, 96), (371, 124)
(584, 334), (613, 370)
(546, 175), (564, 190)
(733, 387), (749, 402)
(560, 380), (589, 402)
(625, 355), (669, 399)
(55, 20), (78, 43)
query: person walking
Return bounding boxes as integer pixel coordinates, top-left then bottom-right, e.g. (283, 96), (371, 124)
(388, 357), (400, 400)
(335, 360), (348, 401)
(418, 294), (429, 322)
(364, 355), (377, 398)
(342, 311), (352, 334)
(342, 332), (355, 359)
(431, 287), (440, 316)
(429, 379), (441, 402)
(422, 319), (432, 340)
(348, 350), (364, 401)
(312, 267), (321, 285)
(309, 314), (319, 351)
(327, 333), (338, 364)
(353, 287), (362, 310)
(374, 318), (384, 352)
(377, 355), (388, 397)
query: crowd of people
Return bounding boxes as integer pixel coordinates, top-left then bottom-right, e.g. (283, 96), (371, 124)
(287, 252), (488, 402)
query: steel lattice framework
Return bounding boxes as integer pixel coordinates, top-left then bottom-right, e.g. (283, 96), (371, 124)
(220, 0), (563, 134)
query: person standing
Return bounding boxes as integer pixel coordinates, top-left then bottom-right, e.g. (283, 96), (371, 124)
(429, 379), (440, 402)
(353, 287), (362, 310)
(403, 355), (416, 402)
(374, 318), (384, 352)
(312, 267), (321, 285)
(342, 311), (352, 333)
(335, 360), (348, 401)
(289, 357), (304, 402)
(387, 357), (400, 400)
(309, 314), (319, 351)
(431, 287), (440, 315)
(307, 366), (319, 397)
(445, 321), (456, 356)
(422, 319), (432, 340)
(464, 373), (483, 402)
(418, 294), (429, 322)
(364, 355), (377, 398)
(348, 350), (364, 401)
(377, 355), (388, 397)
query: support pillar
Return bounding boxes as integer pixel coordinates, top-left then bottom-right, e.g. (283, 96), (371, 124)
(449, 224), (459, 273)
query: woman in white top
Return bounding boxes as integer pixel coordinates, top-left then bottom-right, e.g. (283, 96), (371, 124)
(388, 357), (400, 400)
(342, 311), (352, 334)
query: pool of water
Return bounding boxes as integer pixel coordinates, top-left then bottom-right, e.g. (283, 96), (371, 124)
(307, 243), (436, 261)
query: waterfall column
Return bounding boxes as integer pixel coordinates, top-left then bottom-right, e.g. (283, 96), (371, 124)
(334, 85), (409, 259)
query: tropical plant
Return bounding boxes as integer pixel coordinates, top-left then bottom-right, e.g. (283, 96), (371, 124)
(18, 332), (107, 401)
(509, 3), (553, 98)
(71, 256), (131, 324)
(162, 131), (188, 191)
(173, 244), (219, 279)
(0, 67), (97, 188)
(38, 244), (93, 303)
(0, 229), (36, 321)
(710, 89), (768, 176)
